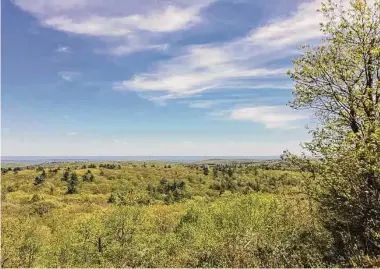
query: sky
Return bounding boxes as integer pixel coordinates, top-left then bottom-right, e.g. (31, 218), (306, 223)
(2, 0), (327, 156)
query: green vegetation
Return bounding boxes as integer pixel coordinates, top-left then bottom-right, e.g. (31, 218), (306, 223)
(1, 161), (328, 267)
(284, 0), (380, 266)
(1, 1), (379, 268)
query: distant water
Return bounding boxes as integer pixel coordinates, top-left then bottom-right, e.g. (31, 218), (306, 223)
(1, 156), (279, 164)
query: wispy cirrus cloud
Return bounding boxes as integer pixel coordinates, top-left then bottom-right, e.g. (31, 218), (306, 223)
(115, 0), (326, 101)
(247, 0), (324, 48)
(106, 42), (169, 56)
(13, 0), (214, 55)
(56, 45), (71, 53)
(42, 5), (206, 36)
(228, 106), (309, 129)
(58, 71), (81, 81)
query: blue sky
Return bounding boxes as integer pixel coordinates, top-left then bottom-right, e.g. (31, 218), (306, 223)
(2, 0), (325, 156)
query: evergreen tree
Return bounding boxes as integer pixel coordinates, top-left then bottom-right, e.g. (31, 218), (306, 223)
(67, 172), (79, 194)
(203, 166), (209, 176)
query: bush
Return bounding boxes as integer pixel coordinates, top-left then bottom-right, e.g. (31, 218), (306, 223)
(6, 185), (15, 193)
(32, 201), (57, 216)
(34, 175), (45, 185)
(82, 170), (95, 182)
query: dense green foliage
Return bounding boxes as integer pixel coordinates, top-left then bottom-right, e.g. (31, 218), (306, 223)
(1, 162), (330, 267)
(285, 0), (380, 266)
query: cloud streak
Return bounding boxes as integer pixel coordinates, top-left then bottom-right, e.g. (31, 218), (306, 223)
(58, 71), (81, 81)
(13, 0), (214, 55)
(56, 45), (71, 53)
(42, 5), (205, 36)
(115, 0), (326, 101)
(228, 106), (309, 129)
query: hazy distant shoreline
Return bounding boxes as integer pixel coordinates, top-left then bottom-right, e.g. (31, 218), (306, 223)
(1, 156), (279, 165)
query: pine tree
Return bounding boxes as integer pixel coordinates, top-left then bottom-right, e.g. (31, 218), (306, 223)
(203, 166), (209, 176)
(67, 172), (79, 194)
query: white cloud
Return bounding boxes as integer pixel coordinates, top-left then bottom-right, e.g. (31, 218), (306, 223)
(115, 0), (326, 100)
(229, 106), (309, 129)
(106, 42), (169, 55)
(58, 71), (80, 81)
(12, 0), (99, 15)
(43, 6), (204, 36)
(66, 132), (77, 136)
(248, 0), (324, 48)
(120, 58), (287, 97)
(13, 0), (214, 55)
(56, 45), (71, 53)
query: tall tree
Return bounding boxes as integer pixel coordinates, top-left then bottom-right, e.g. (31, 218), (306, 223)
(67, 172), (79, 194)
(203, 166), (209, 176)
(285, 0), (380, 266)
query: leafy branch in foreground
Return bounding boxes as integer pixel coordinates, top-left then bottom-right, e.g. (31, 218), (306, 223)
(285, 0), (380, 266)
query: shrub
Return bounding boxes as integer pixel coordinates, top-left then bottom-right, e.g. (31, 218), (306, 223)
(34, 175), (45, 185)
